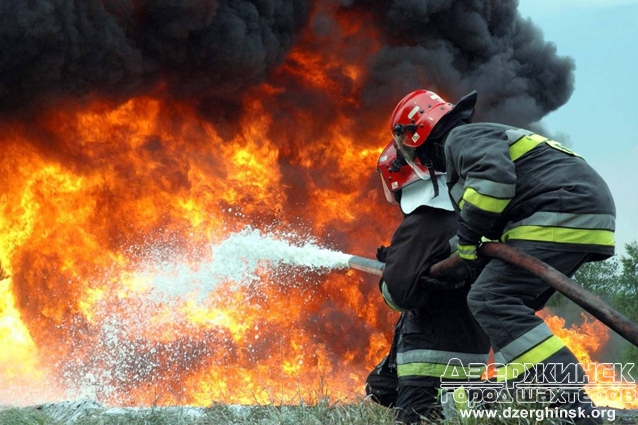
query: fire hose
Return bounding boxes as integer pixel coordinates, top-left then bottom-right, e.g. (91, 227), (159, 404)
(347, 242), (638, 348)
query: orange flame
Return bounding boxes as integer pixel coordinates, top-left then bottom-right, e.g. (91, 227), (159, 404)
(0, 3), (400, 406)
(0, 92), (401, 406)
(540, 310), (638, 409)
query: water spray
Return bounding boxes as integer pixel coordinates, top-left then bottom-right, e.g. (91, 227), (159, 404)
(210, 227), (387, 281)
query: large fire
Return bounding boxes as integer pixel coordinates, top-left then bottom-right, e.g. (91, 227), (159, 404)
(0, 5), (400, 405)
(0, 92), (399, 406)
(0, 0), (631, 412)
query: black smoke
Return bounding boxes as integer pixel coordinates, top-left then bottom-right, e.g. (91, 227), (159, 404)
(0, 0), (574, 128)
(0, 0), (310, 113)
(358, 0), (575, 127)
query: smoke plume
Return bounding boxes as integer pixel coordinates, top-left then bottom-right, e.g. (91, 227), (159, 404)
(1, 0), (574, 128)
(0, 0), (310, 112)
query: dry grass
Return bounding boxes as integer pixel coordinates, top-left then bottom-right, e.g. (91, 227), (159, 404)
(0, 399), (397, 425)
(1, 398), (635, 425)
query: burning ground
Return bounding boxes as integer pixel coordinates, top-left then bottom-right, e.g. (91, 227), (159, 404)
(1, 0), (630, 410)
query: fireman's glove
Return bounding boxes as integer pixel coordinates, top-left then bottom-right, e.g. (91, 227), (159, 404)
(457, 219), (487, 282)
(419, 258), (471, 290)
(376, 245), (389, 263)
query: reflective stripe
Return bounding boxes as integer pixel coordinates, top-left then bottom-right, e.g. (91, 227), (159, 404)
(398, 362), (486, 380)
(509, 133), (546, 161)
(397, 350), (490, 366)
(503, 212), (616, 233)
(495, 335), (565, 381)
(546, 140), (583, 158)
(508, 133), (583, 161)
(465, 177), (516, 199)
(493, 351), (506, 364)
(380, 281), (402, 312)
(462, 188), (511, 214)
(499, 323), (553, 362)
(458, 244), (478, 261)
(502, 226), (615, 246)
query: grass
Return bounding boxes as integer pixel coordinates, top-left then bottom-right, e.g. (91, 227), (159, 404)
(0, 399), (397, 425)
(1, 398), (636, 425)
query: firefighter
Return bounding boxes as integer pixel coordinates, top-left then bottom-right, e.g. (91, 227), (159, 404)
(365, 141), (491, 424)
(388, 89), (616, 424)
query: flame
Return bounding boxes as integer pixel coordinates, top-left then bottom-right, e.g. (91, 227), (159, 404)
(0, 93), (401, 406)
(0, 3), (401, 406)
(540, 310), (638, 409)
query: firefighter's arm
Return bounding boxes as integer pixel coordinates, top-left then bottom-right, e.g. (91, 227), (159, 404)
(446, 126), (516, 261)
(380, 272), (460, 311)
(379, 252), (431, 311)
(376, 244), (406, 311)
(419, 234), (479, 289)
(380, 234), (458, 310)
(378, 221), (435, 310)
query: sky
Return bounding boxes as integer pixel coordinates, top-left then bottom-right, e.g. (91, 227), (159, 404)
(517, 0), (638, 257)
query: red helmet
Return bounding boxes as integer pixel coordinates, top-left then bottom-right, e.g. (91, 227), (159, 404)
(377, 140), (430, 205)
(390, 89), (453, 149)
(389, 90), (453, 181)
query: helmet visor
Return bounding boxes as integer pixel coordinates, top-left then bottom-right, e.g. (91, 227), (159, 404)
(379, 173), (399, 205)
(393, 136), (430, 181)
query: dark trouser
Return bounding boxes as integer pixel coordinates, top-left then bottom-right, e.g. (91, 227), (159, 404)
(394, 386), (442, 424)
(467, 246), (590, 347)
(467, 245), (602, 424)
(366, 297), (491, 424)
(366, 363), (442, 424)
(365, 356), (398, 408)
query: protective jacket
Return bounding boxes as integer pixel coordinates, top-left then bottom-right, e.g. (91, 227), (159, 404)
(444, 123), (615, 260)
(379, 206), (490, 388)
(381, 206), (459, 311)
